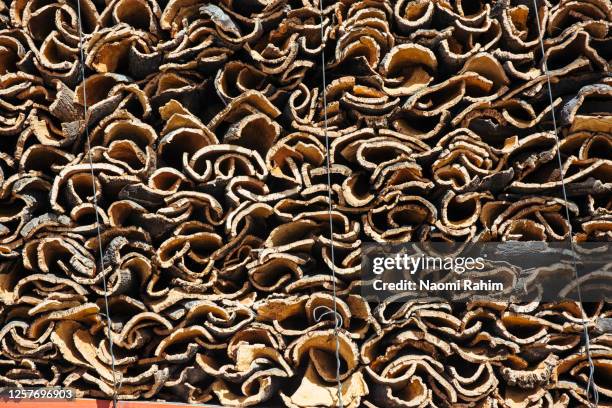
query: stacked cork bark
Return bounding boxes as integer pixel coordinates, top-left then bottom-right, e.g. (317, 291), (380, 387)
(0, 0), (611, 406)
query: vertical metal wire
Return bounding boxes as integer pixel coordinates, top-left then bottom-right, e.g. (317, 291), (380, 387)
(530, 0), (598, 405)
(316, 1), (344, 407)
(74, 1), (120, 407)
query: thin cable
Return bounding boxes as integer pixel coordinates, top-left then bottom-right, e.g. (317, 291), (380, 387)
(317, 2), (344, 407)
(531, 1), (598, 405)
(74, 3), (120, 407)
(313, 305), (344, 329)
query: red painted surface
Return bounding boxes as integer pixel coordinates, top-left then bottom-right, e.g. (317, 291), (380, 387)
(0, 399), (224, 407)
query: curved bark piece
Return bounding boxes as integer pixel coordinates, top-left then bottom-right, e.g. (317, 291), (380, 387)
(34, 31), (81, 86)
(0, 73), (47, 138)
(216, 61), (279, 103)
(253, 293), (368, 337)
(394, 0), (435, 34)
(481, 197), (580, 241)
(548, 1), (611, 37)
(155, 325), (216, 362)
(500, 3), (547, 52)
(197, 323), (292, 406)
(99, 0), (162, 34)
(366, 354), (457, 407)
(460, 52), (510, 98)
(433, 128), (508, 192)
(85, 23), (161, 78)
(380, 44), (436, 96)
(286, 329), (358, 382)
(74, 74), (129, 125)
(391, 108), (450, 140)
(281, 329), (366, 407)
(331, 2), (393, 73)
(438, 14), (501, 71)
(561, 84), (612, 133)
(223, 113), (281, 157)
(405, 74), (473, 115)
(157, 231), (222, 287)
(281, 362), (368, 408)
(439, 191), (492, 233)
(49, 163), (124, 213)
(364, 192), (437, 242)
(501, 354), (558, 389)
(0, 30), (37, 75)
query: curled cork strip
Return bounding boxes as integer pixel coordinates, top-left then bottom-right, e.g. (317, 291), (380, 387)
(0, 0), (610, 406)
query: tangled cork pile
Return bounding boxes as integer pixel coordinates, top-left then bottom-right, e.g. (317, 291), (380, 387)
(0, 0), (611, 406)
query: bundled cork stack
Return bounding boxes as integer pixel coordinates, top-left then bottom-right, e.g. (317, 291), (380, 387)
(0, 0), (611, 406)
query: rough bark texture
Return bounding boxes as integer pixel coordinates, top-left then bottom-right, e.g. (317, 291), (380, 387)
(0, 0), (611, 407)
